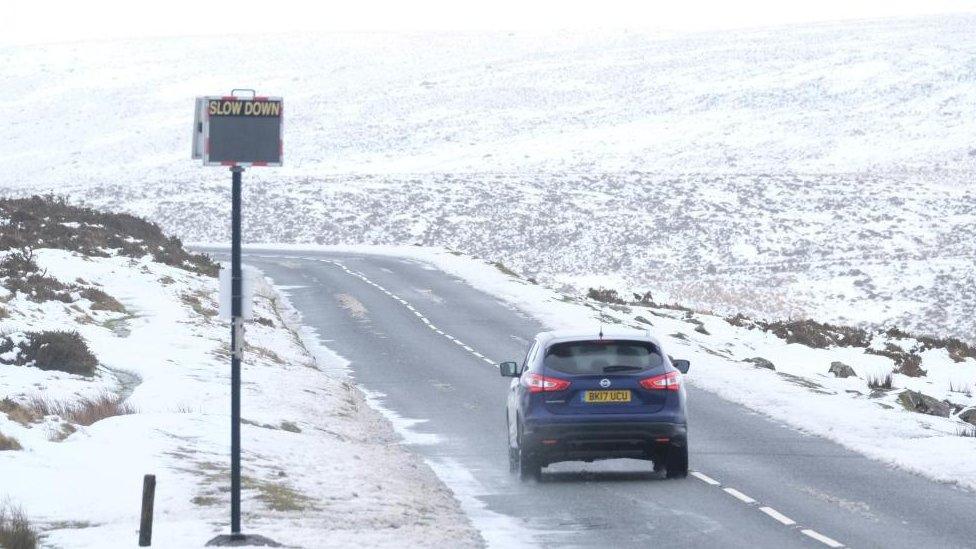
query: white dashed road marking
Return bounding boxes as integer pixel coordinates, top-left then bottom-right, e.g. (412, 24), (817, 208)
(689, 470), (841, 546)
(724, 488), (756, 504)
(759, 507), (796, 526)
(322, 260), (496, 366)
(802, 529), (844, 548)
(691, 471), (721, 485)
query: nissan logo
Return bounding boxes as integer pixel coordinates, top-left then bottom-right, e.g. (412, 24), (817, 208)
(599, 378), (611, 388)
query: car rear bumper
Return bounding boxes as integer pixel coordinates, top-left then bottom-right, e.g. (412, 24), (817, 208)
(523, 421), (686, 463)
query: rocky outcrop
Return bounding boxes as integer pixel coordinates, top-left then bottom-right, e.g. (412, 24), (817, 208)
(958, 407), (976, 427)
(745, 357), (776, 370)
(828, 361), (857, 378)
(897, 390), (951, 418)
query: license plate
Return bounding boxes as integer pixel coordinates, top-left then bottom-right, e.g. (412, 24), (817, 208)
(584, 390), (631, 403)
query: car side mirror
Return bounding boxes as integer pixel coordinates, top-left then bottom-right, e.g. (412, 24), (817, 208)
(499, 361), (521, 377)
(672, 359), (690, 374)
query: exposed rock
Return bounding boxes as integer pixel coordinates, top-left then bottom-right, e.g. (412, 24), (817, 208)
(896, 390), (951, 418)
(777, 372), (832, 394)
(959, 407), (976, 427)
(745, 357), (775, 370)
(828, 361), (857, 378)
(687, 317), (710, 335)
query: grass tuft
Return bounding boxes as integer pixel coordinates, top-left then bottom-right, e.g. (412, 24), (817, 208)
(245, 478), (314, 512)
(0, 398), (39, 426)
(867, 372), (894, 390)
(0, 430), (22, 451)
(948, 381), (973, 397)
(80, 287), (127, 313)
(956, 425), (976, 438)
(26, 394), (134, 426)
(181, 292), (217, 318)
(0, 502), (38, 549)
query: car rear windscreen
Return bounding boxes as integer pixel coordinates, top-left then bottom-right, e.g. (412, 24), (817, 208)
(543, 340), (663, 375)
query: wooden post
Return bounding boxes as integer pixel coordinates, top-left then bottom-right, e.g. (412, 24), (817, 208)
(139, 474), (156, 546)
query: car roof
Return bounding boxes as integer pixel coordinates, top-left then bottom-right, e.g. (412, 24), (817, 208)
(535, 328), (663, 348)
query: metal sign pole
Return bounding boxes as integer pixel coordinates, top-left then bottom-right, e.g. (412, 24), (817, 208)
(201, 90), (281, 547)
(230, 165), (244, 537)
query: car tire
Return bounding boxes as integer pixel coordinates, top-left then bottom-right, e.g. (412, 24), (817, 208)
(665, 443), (689, 479)
(517, 423), (542, 481)
(507, 416), (519, 473)
(650, 447), (667, 473)
(518, 450), (541, 481)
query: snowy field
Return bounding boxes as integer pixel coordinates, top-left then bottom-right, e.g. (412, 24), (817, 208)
(0, 246), (480, 547)
(2, 14), (976, 342)
(247, 244), (976, 492)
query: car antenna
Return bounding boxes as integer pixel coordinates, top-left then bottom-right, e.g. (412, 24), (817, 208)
(598, 298), (605, 340)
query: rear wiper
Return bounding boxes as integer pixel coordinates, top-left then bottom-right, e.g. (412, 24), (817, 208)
(603, 365), (643, 373)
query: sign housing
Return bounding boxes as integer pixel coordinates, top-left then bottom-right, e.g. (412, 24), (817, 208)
(194, 95), (283, 167)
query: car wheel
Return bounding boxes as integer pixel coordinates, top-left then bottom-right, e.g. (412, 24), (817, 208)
(665, 443), (688, 479)
(517, 423), (542, 481)
(507, 415), (519, 473)
(650, 447), (667, 473)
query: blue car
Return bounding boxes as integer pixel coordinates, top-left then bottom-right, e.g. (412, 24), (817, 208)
(499, 329), (690, 480)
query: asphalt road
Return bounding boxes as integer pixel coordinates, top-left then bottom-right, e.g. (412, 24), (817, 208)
(211, 249), (976, 548)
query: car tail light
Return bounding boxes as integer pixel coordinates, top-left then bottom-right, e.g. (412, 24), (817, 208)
(522, 373), (571, 393)
(640, 371), (681, 392)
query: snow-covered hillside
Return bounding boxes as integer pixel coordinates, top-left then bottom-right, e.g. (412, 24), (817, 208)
(1, 15), (974, 179)
(0, 200), (480, 547)
(2, 14), (974, 341)
(0, 15), (976, 181)
(81, 169), (976, 343)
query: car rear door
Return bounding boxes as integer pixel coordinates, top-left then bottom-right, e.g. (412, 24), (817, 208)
(541, 340), (669, 415)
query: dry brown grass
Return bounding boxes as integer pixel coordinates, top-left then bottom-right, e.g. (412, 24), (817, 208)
(0, 399), (35, 426)
(181, 292), (217, 318)
(0, 502), (37, 549)
(80, 287), (127, 313)
(0, 430), (22, 451)
(24, 394), (134, 426)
